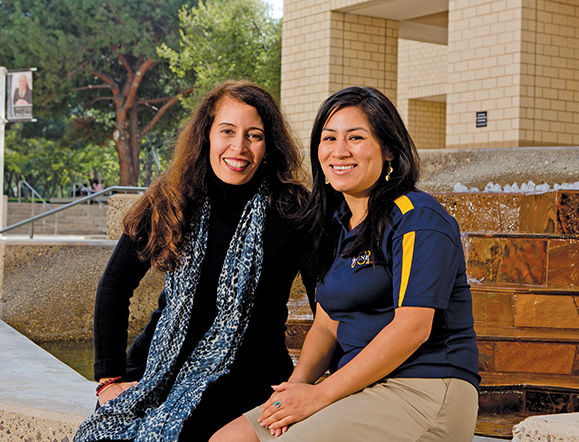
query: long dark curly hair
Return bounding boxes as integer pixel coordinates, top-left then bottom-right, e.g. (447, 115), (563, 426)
(302, 86), (420, 280)
(124, 80), (306, 272)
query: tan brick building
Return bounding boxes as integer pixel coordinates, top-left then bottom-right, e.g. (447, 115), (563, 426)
(281, 0), (579, 150)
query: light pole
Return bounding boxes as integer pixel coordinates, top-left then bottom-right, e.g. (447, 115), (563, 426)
(0, 66), (7, 230)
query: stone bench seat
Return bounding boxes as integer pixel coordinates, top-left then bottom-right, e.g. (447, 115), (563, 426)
(512, 413), (579, 441)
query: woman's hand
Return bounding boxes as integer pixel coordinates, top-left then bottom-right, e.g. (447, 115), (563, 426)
(258, 382), (332, 436)
(98, 381), (138, 406)
(255, 307), (435, 436)
(253, 304), (338, 437)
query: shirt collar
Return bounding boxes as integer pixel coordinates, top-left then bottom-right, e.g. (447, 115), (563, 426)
(332, 201), (357, 239)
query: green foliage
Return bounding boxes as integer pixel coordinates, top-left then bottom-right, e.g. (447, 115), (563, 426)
(158, 0), (282, 107)
(1, 0), (283, 188)
(4, 121), (119, 199)
(0, 0), (195, 185)
(0, 0), (191, 118)
(137, 130), (174, 187)
(0, 1), (83, 114)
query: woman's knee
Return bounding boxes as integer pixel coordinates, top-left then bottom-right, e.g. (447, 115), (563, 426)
(209, 416), (259, 442)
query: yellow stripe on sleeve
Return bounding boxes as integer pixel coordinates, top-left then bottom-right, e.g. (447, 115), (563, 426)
(398, 231), (415, 307)
(394, 195), (414, 214)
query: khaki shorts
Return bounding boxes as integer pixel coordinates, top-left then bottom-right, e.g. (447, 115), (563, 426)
(244, 377), (478, 442)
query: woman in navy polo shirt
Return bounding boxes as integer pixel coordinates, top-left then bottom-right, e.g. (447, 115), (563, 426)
(212, 87), (480, 442)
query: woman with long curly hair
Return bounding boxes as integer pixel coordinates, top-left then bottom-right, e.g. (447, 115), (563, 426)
(75, 80), (314, 442)
(212, 86), (479, 442)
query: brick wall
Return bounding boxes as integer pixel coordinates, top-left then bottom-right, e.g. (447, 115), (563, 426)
(398, 38), (448, 149)
(519, 0), (579, 146)
(283, 0), (579, 150)
(408, 99), (447, 149)
(446, 0), (524, 148)
(282, 0), (334, 145)
(447, 0), (579, 148)
(282, 0), (398, 147)
(336, 14), (398, 96)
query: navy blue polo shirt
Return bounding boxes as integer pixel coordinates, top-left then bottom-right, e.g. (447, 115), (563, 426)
(316, 190), (480, 389)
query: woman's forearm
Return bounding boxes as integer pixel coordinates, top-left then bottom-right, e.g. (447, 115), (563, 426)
(316, 306), (434, 404)
(93, 234), (151, 379)
(289, 325), (336, 384)
(288, 304), (338, 385)
(258, 307), (434, 433)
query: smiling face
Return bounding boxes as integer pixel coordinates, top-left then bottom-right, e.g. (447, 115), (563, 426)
(318, 106), (392, 201)
(18, 75), (28, 90)
(209, 97), (266, 185)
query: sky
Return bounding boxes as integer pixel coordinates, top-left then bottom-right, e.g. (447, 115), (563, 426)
(265, 0), (284, 19)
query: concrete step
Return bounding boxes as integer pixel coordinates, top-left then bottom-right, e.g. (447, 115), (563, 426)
(7, 204), (106, 219)
(6, 202), (107, 235)
(476, 324), (579, 377)
(4, 224), (107, 235)
(471, 284), (579, 331)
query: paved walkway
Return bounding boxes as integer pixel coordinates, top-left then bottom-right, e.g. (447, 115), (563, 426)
(1, 233), (98, 242)
(0, 320), (95, 416)
(0, 320), (509, 441)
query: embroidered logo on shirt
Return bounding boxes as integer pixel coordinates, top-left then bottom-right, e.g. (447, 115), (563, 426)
(351, 250), (372, 268)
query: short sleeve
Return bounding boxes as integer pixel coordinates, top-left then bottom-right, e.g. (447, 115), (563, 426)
(390, 204), (462, 310)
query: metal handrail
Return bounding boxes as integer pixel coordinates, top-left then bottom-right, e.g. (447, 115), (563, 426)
(64, 181), (107, 227)
(1, 186), (147, 238)
(88, 195), (106, 229)
(17, 180), (53, 228)
(17, 180), (52, 209)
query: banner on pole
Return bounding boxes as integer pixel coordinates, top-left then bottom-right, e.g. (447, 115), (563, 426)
(6, 69), (33, 122)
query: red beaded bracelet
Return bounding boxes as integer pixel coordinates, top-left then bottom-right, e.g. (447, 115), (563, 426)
(96, 376), (123, 396)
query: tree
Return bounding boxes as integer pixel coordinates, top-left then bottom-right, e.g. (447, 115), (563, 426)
(0, 0), (196, 185)
(4, 116), (173, 199)
(4, 119), (120, 199)
(158, 0), (282, 108)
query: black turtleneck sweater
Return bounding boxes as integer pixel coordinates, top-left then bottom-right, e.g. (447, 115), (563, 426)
(92, 174), (314, 439)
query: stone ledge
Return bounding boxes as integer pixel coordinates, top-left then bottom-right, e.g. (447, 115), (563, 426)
(512, 413), (579, 441)
(419, 145), (579, 193)
(106, 194), (141, 240)
(0, 401), (84, 442)
(0, 320), (94, 441)
(0, 239), (163, 342)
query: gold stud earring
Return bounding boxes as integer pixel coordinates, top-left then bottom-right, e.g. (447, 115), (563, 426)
(324, 176), (330, 185)
(385, 161), (393, 182)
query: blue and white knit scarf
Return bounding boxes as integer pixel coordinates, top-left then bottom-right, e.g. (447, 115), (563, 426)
(75, 180), (269, 441)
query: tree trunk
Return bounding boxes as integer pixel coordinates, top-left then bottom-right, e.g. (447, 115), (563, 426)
(88, 56), (191, 186)
(145, 148), (153, 186)
(129, 105), (141, 186)
(114, 106), (142, 186)
(114, 117), (134, 186)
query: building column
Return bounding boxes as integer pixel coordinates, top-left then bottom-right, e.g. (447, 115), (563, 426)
(519, 0), (579, 147)
(447, 0), (579, 149)
(397, 39), (448, 149)
(282, 0), (398, 146)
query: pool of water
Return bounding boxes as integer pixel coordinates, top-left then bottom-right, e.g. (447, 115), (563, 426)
(39, 339), (94, 380)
